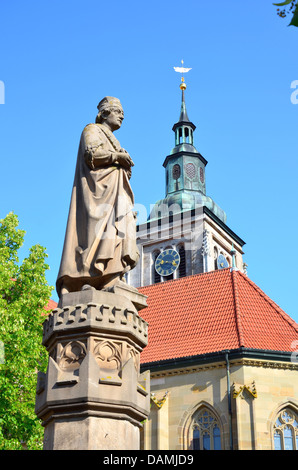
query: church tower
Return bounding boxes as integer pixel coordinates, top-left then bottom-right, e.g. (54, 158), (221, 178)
(129, 70), (245, 288)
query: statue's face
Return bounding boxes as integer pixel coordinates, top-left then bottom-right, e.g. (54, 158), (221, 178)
(103, 106), (124, 131)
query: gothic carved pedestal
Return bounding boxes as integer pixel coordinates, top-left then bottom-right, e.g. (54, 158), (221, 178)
(35, 285), (150, 450)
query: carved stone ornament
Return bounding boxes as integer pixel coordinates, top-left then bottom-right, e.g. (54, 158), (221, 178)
(201, 229), (211, 256)
(93, 340), (122, 371)
(127, 346), (140, 373)
(151, 391), (169, 409)
(232, 381), (257, 399)
(58, 341), (87, 371)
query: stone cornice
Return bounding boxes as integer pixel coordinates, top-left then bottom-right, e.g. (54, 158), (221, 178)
(141, 348), (298, 379)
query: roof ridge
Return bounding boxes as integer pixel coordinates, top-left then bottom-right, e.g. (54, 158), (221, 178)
(236, 270), (298, 332)
(231, 269), (245, 347)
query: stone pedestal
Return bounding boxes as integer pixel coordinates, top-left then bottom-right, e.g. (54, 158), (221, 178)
(35, 285), (150, 450)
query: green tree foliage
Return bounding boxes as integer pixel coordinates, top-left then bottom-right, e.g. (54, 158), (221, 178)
(0, 212), (53, 449)
(274, 0), (298, 26)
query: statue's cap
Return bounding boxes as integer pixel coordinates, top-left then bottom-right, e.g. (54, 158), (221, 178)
(97, 96), (122, 111)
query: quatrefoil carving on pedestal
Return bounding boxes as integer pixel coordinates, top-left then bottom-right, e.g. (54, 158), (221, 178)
(59, 341), (87, 371)
(93, 340), (122, 371)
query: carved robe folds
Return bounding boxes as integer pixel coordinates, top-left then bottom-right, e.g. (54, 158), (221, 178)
(56, 123), (139, 296)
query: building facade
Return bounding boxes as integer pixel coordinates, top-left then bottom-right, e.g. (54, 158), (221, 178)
(129, 80), (245, 289)
(130, 80), (298, 451)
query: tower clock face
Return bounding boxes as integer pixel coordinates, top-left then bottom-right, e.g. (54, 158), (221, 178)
(217, 254), (229, 270)
(155, 249), (180, 277)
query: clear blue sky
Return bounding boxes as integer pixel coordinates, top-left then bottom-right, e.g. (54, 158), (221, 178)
(0, 0), (297, 325)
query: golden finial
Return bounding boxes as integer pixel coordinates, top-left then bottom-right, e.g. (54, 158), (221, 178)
(173, 60), (192, 90)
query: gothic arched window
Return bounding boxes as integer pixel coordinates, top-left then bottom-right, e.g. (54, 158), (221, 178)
(178, 245), (186, 278)
(273, 408), (298, 450)
(214, 247), (218, 270)
(190, 407), (222, 450)
(178, 128), (182, 144)
(152, 251), (161, 284)
(185, 127), (189, 143)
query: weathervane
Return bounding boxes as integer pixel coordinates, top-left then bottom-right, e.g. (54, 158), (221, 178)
(173, 60), (192, 90)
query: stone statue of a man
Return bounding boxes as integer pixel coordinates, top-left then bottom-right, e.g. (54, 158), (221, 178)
(56, 97), (139, 297)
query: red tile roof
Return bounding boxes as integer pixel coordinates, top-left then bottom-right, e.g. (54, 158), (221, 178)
(45, 299), (58, 311)
(138, 269), (298, 364)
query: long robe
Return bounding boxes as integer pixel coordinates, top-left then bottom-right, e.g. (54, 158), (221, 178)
(56, 123), (139, 296)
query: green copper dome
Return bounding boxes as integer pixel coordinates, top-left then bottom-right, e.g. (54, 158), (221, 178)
(149, 191), (227, 223)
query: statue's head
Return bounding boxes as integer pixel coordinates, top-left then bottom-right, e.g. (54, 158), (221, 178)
(96, 96), (124, 132)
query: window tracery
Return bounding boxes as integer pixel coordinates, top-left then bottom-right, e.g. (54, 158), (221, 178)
(190, 407), (222, 450)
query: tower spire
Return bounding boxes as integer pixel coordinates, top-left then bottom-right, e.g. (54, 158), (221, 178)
(174, 60), (192, 124)
(178, 85), (190, 123)
(147, 61), (227, 225)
